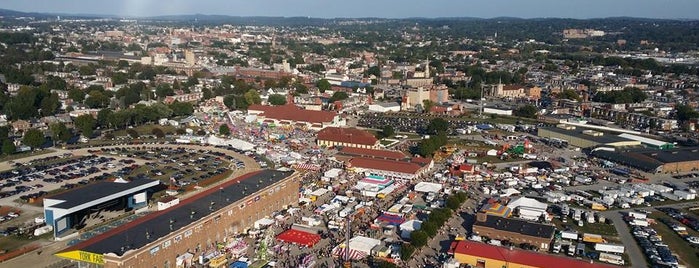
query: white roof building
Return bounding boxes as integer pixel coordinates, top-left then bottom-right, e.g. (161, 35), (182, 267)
(414, 182), (443, 193)
(507, 196), (549, 221)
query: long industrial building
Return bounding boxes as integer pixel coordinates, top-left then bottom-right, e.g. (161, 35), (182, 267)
(56, 170), (300, 268)
(591, 147), (699, 173)
(538, 125), (641, 148)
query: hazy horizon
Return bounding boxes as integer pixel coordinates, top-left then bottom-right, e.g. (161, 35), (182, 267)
(1, 0), (699, 20)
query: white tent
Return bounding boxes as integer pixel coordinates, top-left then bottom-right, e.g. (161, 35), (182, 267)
(399, 220), (422, 239)
(414, 182), (443, 193)
(499, 188), (521, 197)
(205, 135), (255, 151)
(507, 196), (549, 221)
(347, 236), (381, 256)
(324, 168), (342, 179)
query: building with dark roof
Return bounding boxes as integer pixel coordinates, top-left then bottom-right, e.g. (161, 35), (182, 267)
(317, 127), (379, 149)
(538, 125), (641, 148)
(55, 170), (300, 268)
(43, 178), (160, 238)
(472, 213), (555, 251)
(448, 240), (617, 268)
(248, 104), (343, 130)
(591, 147), (699, 173)
(336, 147), (407, 161)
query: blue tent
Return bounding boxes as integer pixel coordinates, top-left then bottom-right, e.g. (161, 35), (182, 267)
(230, 261), (248, 268)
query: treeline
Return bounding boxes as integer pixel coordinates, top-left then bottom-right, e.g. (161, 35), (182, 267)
(592, 87), (647, 104)
(403, 192), (468, 260)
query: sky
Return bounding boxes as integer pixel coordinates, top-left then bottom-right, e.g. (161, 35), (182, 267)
(1, 0), (698, 19)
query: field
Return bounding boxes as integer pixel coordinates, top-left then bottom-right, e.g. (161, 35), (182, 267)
(649, 212), (699, 268)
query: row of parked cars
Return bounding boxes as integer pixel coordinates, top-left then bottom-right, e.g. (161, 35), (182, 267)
(631, 225), (679, 267)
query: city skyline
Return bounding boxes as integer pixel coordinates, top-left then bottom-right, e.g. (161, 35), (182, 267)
(2, 0), (699, 19)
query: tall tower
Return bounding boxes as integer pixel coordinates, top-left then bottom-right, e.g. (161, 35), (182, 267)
(424, 57), (430, 78)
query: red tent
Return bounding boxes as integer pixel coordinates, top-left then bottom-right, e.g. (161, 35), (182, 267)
(276, 229), (321, 247)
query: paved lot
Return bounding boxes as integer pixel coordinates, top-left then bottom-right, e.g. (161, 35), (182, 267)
(0, 143), (261, 268)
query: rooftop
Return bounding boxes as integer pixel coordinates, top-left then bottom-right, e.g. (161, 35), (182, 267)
(349, 157), (423, 174)
(248, 104), (337, 124)
(317, 127), (378, 146)
(449, 240), (617, 268)
(539, 127), (635, 145)
(46, 178), (159, 209)
(59, 170), (294, 256)
(337, 147), (407, 160)
(474, 214), (555, 239)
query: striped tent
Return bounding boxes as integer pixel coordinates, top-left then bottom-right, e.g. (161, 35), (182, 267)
(295, 163), (321, 171)
(332, 246), (368, 260)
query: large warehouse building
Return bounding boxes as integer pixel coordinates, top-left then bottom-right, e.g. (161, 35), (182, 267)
(56, 170), (300, 268)
(591, 147), (699, 173)
(537, 125), (641, 148)
(449, 240), (616, 268)
(44, 178), (160, 238)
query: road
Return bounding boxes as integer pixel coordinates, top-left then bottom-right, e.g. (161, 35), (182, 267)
(600, 210), (647, 268)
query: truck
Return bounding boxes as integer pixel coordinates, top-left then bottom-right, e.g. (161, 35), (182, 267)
(575, 243), (586, 256)
(598, 252), (624, 265)
(560, 231), (579, 241)
(582, 233), (606, 243)
(594, 243), (625, 254)
(627, 211), (647, 220)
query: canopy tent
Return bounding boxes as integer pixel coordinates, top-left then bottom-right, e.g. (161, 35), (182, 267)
(295, 163), (321, 171)
(414, 182), (443, 193)
(332, 246), (368, 260)
(376, 213), (405, 226)
(276, 229), (321, 247)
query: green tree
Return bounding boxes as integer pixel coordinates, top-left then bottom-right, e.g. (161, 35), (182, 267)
(151, 127), (165, 138)
(74, 114), (96, 138)
(169, 101), (194, 116)
(293, 83), (308, 94)
(22, 128), (45, 149)
(155, 84), (174, 98)
(427, 118), (449, 134)
(68, 88), (86, 103)
(244, 89), (261, 106)
(557, 89), (581, 101)
(675, 103), (699, 122)
(126, 129), (139, 139)
(381, 125), (395, 138)
(111, 72), (129, 85)
(50, 123), (72, 143)
(422, 100), (434, 113)
(97, 109), (114, 128)
(410, 230), (428, 248)
(219, 124), (231, 136)
(316, 79), (331, 93)
(1, 139), (15, 155)
(39, 93), (61, 116)
(268, 94), (287, 105)
(329, 91), (349, 102)
(513, 104), (539, 119)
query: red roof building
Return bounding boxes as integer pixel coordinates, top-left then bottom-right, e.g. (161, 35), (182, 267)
(337, 147), (407, 161)
(317, 127), (379, 149)
(348, 157), (432, 180)
(449, 240), (617, 268)
(248, 104), (341, 130)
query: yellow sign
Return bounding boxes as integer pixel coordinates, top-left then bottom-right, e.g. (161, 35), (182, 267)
(56, 250), (105, 265)
(208, 255), (227, 267)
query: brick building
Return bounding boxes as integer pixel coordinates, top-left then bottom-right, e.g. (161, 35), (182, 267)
(472, 213), (555, 251)
(56, 170), (300, 268)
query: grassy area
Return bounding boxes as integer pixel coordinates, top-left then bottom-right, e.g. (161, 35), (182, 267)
(551, 218), (619, 237)
(649, 212), (699, 268)
(0, 149), (55, 163)
(112, 124), (178, 137)
(379, 139), (395, 146)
